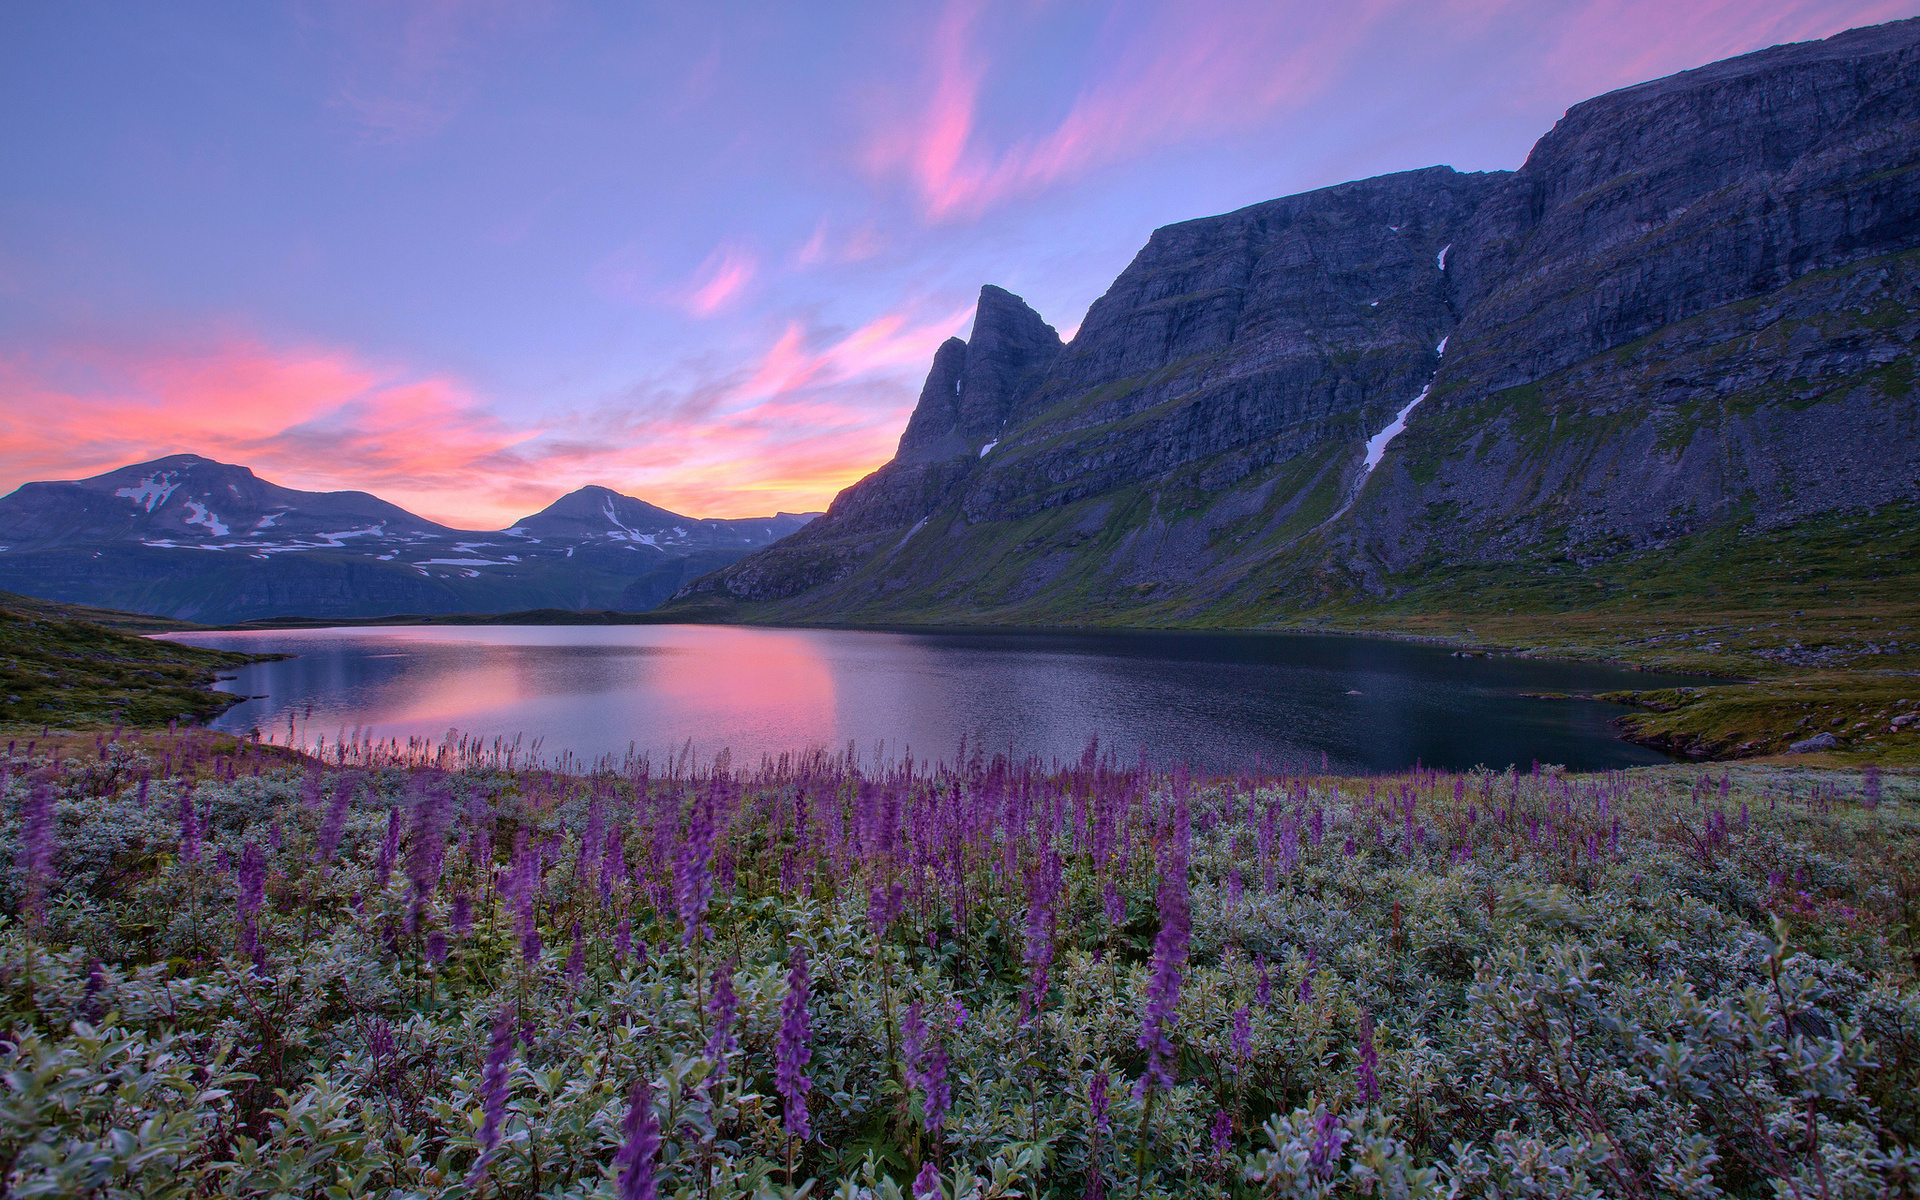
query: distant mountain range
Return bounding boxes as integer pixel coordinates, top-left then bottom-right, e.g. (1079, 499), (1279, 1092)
(0, 454), (817, 623)
(672, 18), (1920, 625)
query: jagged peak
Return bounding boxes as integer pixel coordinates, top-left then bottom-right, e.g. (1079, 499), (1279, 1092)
(896, 287), (1061, 464)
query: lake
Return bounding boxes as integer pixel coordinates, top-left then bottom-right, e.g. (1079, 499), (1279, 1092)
(161, 624), (1712, 773)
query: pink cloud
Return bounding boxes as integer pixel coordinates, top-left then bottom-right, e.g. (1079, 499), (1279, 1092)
(683, 243), (760, 316)
(866, 0), (1392, 219)
(0, 300), (971, 526)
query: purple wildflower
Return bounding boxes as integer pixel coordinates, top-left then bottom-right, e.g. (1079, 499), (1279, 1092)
(1256, 954), (1272, 1007)
(776, 944), (812, 1141)
(1306, 1109), (1347, 1177)
(405, 782), (452, 927)
(614, 1078), (661, 1200)
(1135, 857), (1191, 1099)
(1022, 854), (1060, 1017)
(427, 931), (448, 965)
(705, 956), (739, 1071)
(510, 832), (542, 965)
(599, 827), (626, 907)
(1356, 1010), (1380, 1103)
(1102, 880), (1124, 928)
(1231, 1005), (1252, 1067)
(177, 783), (200, 864)
(615, 916), (633, 965)
(374, 806), (402, 890)
(675, 795), (716, 947)
(1088, 1069), (1111, 1133)
(901, 1002), (951, 1132)
(467, 1005), (517, 1183)
(15, 784), (54, 926)
(1209, 1109), (1232, 1159)
(867, 879), (905, 932)
(450, 892), (472, 937)
(1298, 949), (1315, 1004)
(235, 840), (268, 963)
(912, 1161), (942, 1200)
(317, 776), (352, 862)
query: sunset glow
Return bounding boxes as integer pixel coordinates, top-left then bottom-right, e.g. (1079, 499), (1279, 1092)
(3, 0), (1910, 523)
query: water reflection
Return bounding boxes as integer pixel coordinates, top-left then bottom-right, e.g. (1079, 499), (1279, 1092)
(162, 624), (1716, 773)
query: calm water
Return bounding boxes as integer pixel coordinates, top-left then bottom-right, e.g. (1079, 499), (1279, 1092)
(161, 624), (1713, 773)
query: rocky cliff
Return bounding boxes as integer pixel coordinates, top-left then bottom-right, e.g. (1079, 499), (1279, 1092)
(675, 18), (1920, 624)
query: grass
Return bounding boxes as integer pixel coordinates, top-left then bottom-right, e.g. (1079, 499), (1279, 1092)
(0, 594), (275, 731)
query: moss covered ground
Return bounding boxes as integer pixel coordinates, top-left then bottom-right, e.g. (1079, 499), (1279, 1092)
(0, 592), (272, 731)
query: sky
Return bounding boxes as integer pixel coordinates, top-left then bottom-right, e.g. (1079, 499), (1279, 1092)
(2, 0), (1914, 529)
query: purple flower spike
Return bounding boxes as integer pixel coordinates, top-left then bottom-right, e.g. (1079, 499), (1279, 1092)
(1256, 954), (1272, 1007)
(1355, 1009), (1380, 1103)
(1231, 1005), (1251, 1067)
(235, 840), (268, 962)
(467, 1005), (517, 1183)
(676, 795), (716, 947)
(901, 1001), (951, 1132)
(1088, 1069), (1111, 1133)
(1306, 1109), (1347, 1177)
(566, 920), (586, 982)
(1135, 857), (1190, 1099)
(1209, 1109), (1232, 1158)
(317, 776), (352, 862)
(16, 784), (55, 925)
(913, 1160), (942, 1200)
(614, 1078), (661, 1200)
(374, 806), (402, 890)
(615, 916), (633, 965)
(775, 944), (813, 1141)
(450, 893), (472, 937)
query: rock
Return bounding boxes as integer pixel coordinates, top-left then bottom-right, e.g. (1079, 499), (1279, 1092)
(675, 17), (1920, 625)
(1788, 732), (1841, 753)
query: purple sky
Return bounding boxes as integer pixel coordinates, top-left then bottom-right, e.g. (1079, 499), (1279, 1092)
(2, 0), (1911, 527)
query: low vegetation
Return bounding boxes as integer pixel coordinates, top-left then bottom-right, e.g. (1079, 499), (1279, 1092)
(0, 595), (268, 730)
(2, 731), (1917, 1196)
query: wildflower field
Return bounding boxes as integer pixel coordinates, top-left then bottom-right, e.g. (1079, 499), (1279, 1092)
(2, 729), (1918, 1199)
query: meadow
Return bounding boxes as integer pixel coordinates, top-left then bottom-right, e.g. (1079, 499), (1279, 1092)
(1, 728), (1917, 1198)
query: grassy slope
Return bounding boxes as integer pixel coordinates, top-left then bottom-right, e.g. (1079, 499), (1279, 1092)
(0, 593), (271, 730)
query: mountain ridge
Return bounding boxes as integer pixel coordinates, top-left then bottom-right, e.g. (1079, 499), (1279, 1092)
(0, 455), (819, 622)
(671, 17), (1920, 633)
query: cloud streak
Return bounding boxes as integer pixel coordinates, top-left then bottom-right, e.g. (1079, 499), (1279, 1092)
(0, 303), (971, 527)
(865, 0), (1393, 219)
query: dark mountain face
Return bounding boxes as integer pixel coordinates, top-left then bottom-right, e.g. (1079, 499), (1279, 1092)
(0, 458), (818, 623)
(509, 485), (817, 549)
(676, 17), (1920, 623)
(0, 455), (454, 549)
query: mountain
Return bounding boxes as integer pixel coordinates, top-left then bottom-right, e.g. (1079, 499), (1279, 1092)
(0, 455), (817, 623)
(673, 18), (1920, 627)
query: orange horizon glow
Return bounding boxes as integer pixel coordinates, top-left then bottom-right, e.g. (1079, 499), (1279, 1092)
(0, 304), (971, 527)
